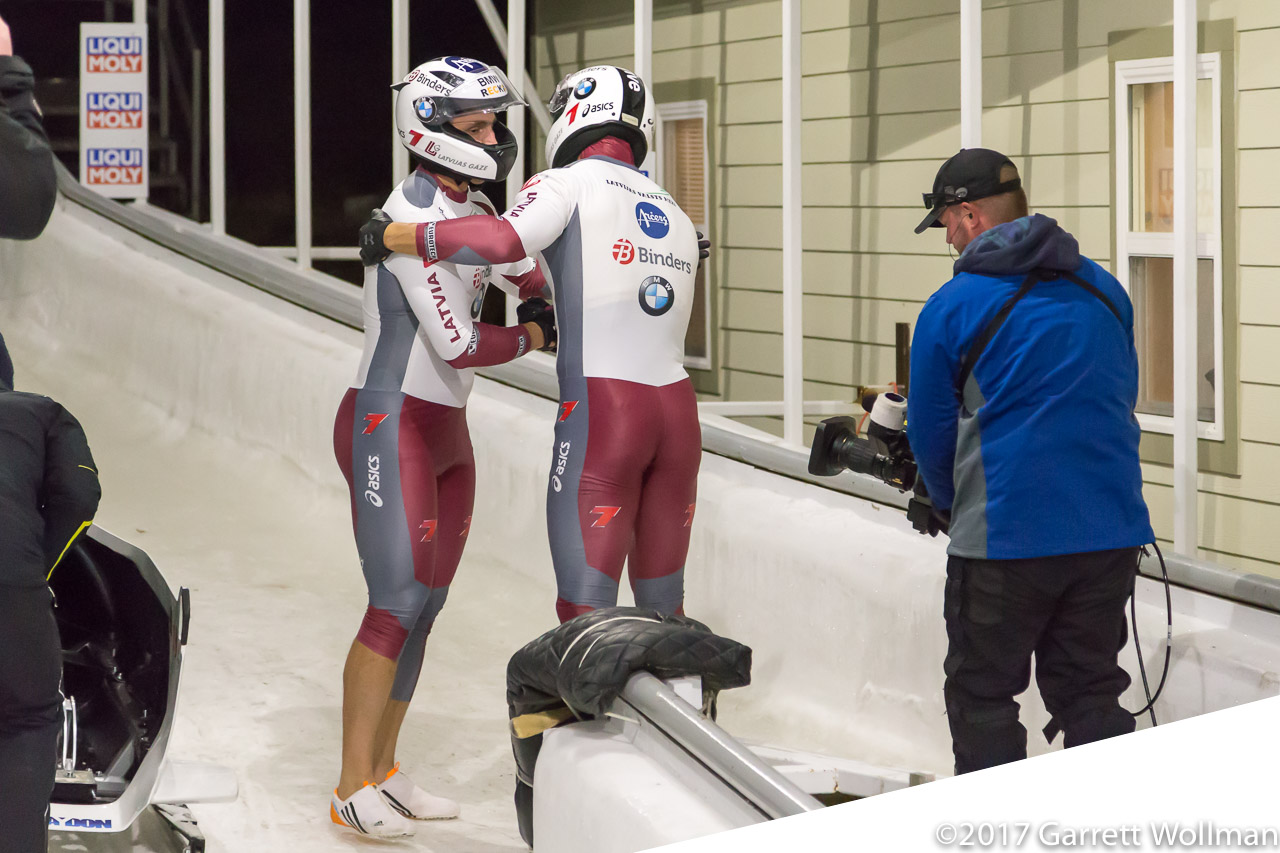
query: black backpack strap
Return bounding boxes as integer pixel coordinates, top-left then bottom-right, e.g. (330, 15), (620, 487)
(1059, 270), (1125, 327)
(952, 268), (1127, 408)
(954, 270), (1045, 403)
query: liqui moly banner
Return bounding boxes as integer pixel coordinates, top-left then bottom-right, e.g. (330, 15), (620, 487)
(79, 24), (148, 199)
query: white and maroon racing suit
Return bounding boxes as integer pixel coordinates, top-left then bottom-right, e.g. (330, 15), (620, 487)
(410, 138), (702, 623)
(334, 168), (543, 700)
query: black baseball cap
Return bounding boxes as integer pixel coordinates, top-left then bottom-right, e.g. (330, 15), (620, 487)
(914, 148), (1021, 234)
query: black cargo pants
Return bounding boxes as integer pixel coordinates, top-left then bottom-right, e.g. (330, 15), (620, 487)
(0, 585), (63, 853)
(942, 547), (1139, 775)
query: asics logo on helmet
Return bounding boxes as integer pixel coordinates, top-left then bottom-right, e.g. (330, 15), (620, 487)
(575, 78), (596, 99)
(444, 56), (487, 73)
(635, 202), (670, 238)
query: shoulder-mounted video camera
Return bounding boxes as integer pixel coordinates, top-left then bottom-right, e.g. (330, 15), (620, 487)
(807, 393), (950, 537)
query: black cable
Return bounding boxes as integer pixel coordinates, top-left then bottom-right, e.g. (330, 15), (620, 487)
(1129, 543), (1173, 723)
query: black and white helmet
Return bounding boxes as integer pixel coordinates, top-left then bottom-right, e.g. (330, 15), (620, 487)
(393, 56), (527, 183)
(544, 66), (654, 170)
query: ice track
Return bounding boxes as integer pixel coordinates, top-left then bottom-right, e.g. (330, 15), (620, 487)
(19, 321), (544, 852)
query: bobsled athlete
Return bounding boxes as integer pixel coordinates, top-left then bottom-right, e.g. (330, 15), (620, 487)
(0, 333), (101, 853)
(908, 148), (1154, 775)
(361, 66), (704, 625)
(331, 56), (554, 838)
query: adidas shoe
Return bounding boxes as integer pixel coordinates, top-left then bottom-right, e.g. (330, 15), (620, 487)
(330, 783), (416, 838)
(377, 764), (461, 820)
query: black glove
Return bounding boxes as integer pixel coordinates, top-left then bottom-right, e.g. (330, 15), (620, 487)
(907, 496), (949, 537)
(358, 208), (393, 266)
(517, 297), (557, 352)
(696, 230), (710, 268)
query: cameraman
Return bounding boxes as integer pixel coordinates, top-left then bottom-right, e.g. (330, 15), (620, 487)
(907, 148), (1153, 775)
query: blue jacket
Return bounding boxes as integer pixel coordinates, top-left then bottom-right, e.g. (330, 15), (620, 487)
(907, 214), (1153, 559)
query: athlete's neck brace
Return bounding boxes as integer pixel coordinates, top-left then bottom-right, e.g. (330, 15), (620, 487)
(578, 136), (635, 166)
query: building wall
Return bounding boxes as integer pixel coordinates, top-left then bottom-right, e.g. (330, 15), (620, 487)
(530, 0), (1280, 576)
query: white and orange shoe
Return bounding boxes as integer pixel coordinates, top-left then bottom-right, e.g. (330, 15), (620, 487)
(330, 783), (416, 838)
(377, 764), (461, 821)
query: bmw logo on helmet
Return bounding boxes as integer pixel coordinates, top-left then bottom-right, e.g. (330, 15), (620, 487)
(638, 276), (675, 316)
(414, 96), (436, 123)
(574, 77), (596, 99)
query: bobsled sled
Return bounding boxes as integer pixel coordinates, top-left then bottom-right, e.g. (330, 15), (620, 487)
(45, 526), (236, 851)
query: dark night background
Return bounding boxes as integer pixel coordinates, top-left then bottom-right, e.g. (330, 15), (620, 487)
(1, 0), (522, 283)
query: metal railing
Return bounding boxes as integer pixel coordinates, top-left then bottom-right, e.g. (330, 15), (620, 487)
(617, 673), (821, 819)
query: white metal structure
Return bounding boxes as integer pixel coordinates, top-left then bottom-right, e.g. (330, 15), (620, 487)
(1171, 0), (1199, 556)
(780, 0), (803, 445)
(634, 0), (654, 175)
(392, 0), (409, 183)
(959, 0), (981, 148)
(507, 0), (526, 207)
(292, 0), (311, 268)
(208, 0), (224, 235)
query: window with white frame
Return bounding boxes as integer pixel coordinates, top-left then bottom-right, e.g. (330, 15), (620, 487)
(1115, 54), (1223, 439)
(655, 100), (712, 370)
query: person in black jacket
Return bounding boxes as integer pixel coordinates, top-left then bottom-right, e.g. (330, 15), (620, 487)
(0, 12), (57, 241)
(0, 332), (101, 853)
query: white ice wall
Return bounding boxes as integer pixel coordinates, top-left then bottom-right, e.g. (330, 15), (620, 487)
(3, 197), (1278, 780)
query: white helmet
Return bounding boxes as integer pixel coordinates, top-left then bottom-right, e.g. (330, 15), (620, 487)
(544, 66), (654, 170)
(393, 56), (527, 183)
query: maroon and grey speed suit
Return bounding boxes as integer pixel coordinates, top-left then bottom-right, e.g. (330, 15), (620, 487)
(411, 140), (703, 623)
(335, 168), (542, 701)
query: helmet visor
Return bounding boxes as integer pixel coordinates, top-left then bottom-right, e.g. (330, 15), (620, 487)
(548, 73), (577, 119)
(413, 68), (527, 125)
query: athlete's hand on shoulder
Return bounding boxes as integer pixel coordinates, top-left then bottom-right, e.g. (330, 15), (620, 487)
(696, 231), (710, 268)
(517, 297), (557, 352)
(358, 209), (393, 266)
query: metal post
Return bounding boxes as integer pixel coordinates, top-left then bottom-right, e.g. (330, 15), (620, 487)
(506, 0), (527, 322)
(634, 0), (653, 174)
(960, 0), (982, 148)
(781, 0), (802, 445)
(192, 47), (202, 220)
(391, 0), (409, 183)
(1172, 0), (1198, 555)
(134, 0), (144, 23)
(472, 0), (553, 136)
(634, 0), (652, 88)
(294, 0), (311, 268)
(209, 0), (225, 233)
(158, 0), (169, 138)
(507, 0), (526, 208)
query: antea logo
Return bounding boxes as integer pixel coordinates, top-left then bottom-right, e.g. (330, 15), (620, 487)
(634, 202), (670, 238)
